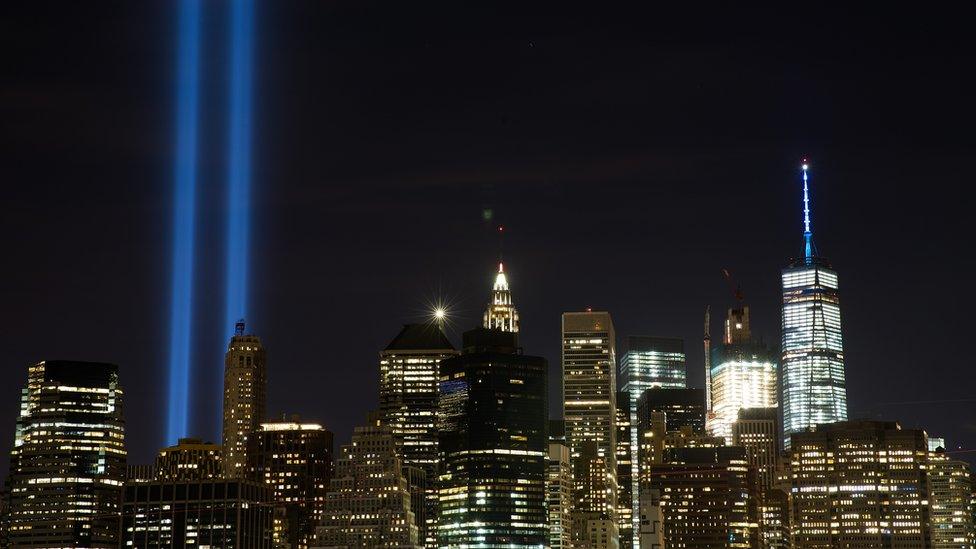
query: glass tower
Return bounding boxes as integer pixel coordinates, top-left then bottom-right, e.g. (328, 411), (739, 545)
(781, 162), (847, 448)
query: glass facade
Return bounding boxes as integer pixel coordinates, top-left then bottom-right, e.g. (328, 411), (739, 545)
(709, 346), (777, 445)
(780, 260), (847, 448)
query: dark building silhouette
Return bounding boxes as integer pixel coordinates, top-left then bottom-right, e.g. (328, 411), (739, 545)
(437, 328), (548, 547)
(636, 387), (706, 435)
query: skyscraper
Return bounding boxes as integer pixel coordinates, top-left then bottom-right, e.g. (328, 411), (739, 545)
(317, 418), (421, 549)
(437, 328), (548, 548)
(636, 387), (707, 435)
(709, 306), (778, 444)
(732, 408), (785, 549)
(615, 391), (635, 549)
(222, 320), (267, 477)
(155, 437), (223, 481)
(247, 418), (333, 549)
(6, 360), (126, 548)
(379, 323), (457, 547)
(929, 446), (974, 549)
(562, 311), (618, 524)
(789, 421), (930, 548)
(484, 261), (519, 332)
(547, 439), (573, 549)
(781, 161), (848, 448)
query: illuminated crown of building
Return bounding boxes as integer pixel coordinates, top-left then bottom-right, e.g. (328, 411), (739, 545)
(483, 262), (520, 333)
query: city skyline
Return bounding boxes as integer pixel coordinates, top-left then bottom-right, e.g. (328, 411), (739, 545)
(2, 2), (975, 480)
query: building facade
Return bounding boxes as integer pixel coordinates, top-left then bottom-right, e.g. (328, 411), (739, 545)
(547, 441), (573, 549)
(247, 418), (333, 549)
(636, 387), (707, 435)
(155, 437), (223, 481)
(484, 261), (520, 332)
(121, 478), (274, 548)
(6, 360), (126, 548)
(317, 419), (420, 549)
(781, 163), (848, 448)
(615, 391), (636, 549)
(379, 322), (457, 547)
(223, 320), (267, 477)
(789, 421), (931, 548)
(928, 448), (974, 548)
(562, 310), (618, 538)
(732, 408), (784, 549)
(437, 328), (548, 548)
(709, 306), (778, 444)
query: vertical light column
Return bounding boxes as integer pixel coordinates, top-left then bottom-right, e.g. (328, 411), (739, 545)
(166, 0), (202, 444)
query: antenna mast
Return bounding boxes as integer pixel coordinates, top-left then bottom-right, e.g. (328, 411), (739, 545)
(703, 305), (712, 412)
(802, 160), (814, 263)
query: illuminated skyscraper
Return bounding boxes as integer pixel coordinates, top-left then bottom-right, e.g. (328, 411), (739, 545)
(615, 392), (635, 549)
(317, 418), (420, 549)
(547, 440), (573, 549)
(562, 311), (618, 543)
(154, 438), (223, 481)
(6, 360), (126, 547)
(709, 306), (777, 444)
(379, 323), (457, 547)
(222, 320), (267, 478)
(437, 328), (548, 548)
(484, 261), (520, 332)
(928, 447), (974, 549)
(781, 161), (847, 448)
(789, 421), (930, 548)
(247, 418), (333, 549)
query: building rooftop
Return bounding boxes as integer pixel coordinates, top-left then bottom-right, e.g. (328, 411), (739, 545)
(384, 323), (455, 351)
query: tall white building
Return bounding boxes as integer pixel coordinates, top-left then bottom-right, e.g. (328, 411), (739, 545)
(781, 162), (847, 448)
(709, 306), (777, 444)
(484, 261), (519, 332)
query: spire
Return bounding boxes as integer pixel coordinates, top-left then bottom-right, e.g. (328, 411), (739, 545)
(234, 318), (246, 336)
(484, 261), (519, 333)
(801, 160), (815, 264)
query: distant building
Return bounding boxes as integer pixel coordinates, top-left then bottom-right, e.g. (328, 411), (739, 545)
(547, 441), (573, 549)
(484, 261), (520, 332)
(733, 408), (784, 549)
(317, 418), (420, 548)
(615, 391), (635, 549)
(248, 418), (333, 549)
(709, 306), (777, 444)
(636, 387), (706, 435)
(154, 437), (222, 481)
(780, 163), (848, 448)
(222, 320), (267, 477)
(646, 446), (759, 548)
(562, 311), (619, 539)
(121, 478), (274, 547)
(789, 421), (930, 548)
(572, 441), (620, 549)
(929, 447), (974, 549)
(638, 488), (665, 549)
(437, 328), (548, 548)
(6, 360), (126, 548)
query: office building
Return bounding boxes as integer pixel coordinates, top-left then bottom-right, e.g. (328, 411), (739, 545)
(789, 421), (930, 548)
(781, 162), (848, 448)
(646, 446), (758, 548)
(484, 261), (520, 332)
(562, 310), (619, 538)
(248, 418), (333, 549)
(929, 448), (974, 549)
(154, 437), (222, 481)
(6, 360), (126, 548)
(121, 478), (274, 548)
(732, 407), (780, 491)
(709, 306), (778, 444)
(317, 418), (420, 549)
(638, 488), (665, 549)
(437, 328), (548, 548)
(223, 320), (267, 477)
(379, 322), (457, 547)
(547, 441), (573, 549)
(615, 392), (635, 549)
(636, 387), (706, 435)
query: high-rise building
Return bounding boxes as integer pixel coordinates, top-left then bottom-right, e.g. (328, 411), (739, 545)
(437, 328), (548, 548)
(547, 441), (573, 549)
(379, 322), (457, 547)
(781, 162), (848, 448)
(615, 391), (635, 549)
(789, 421), (931, 548)
(928, 447), (974, 549)
(317, 418), (421, 549)
(732, 408), (784, 549)
(636, 387), (707, 435)
(638, 487), (665, 549)
(6, 360), (126, 548)
(646, 446), (759, 548)
(121, 478), (274, 547)
(248, 418), (333, 549)
(223, 320), (267, 477)
(562, 310), (618, 540)
(709, 305), (778, 444)
(484, 261), (520, 332)
(155, 437), (223, 481)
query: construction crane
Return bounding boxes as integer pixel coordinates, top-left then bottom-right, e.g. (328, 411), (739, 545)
(721, 268), (744, 303)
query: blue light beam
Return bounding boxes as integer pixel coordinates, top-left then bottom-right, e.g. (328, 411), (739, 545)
(223, 0), (256, 343)
(166, 0), (202, 445)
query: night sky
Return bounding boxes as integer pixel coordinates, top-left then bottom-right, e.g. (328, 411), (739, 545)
(2, 3), (975, 474)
